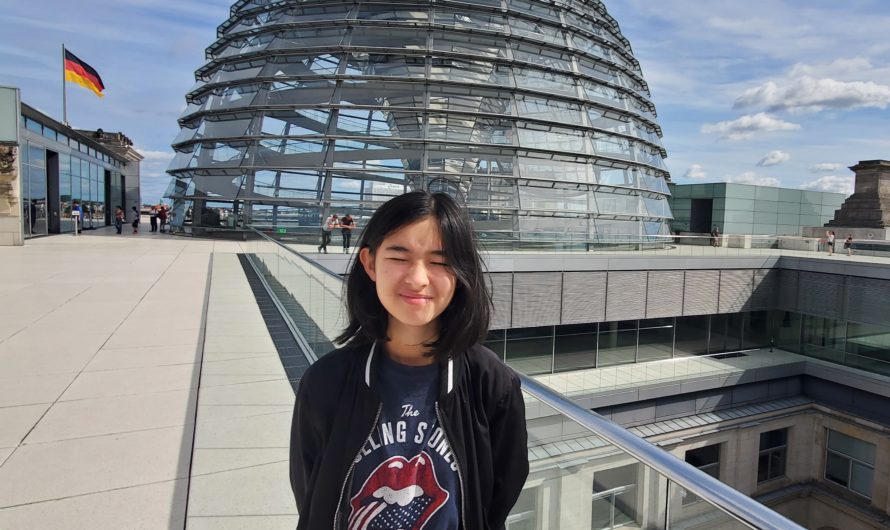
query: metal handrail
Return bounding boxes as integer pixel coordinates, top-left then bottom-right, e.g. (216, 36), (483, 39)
(246, 228), (806, 530)
(519, 375), (805, 530)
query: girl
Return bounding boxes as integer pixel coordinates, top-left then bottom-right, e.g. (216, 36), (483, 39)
(290, 191), (528, 530)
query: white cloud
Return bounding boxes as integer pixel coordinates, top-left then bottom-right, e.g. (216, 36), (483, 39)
(811, 162), (845, 173)
(734, 76), (890, 113)
(800, 175), (854, 196)
(724, 171), (781, 187)
(701, 113), (801, 141)
(684, 164), (707, 179)
(756, 150), (790, 167)
(135, 148), (175, 179)
(787, 57), (874, 80)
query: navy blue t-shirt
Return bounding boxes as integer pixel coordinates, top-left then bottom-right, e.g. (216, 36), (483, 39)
(348, 353), (461, 529)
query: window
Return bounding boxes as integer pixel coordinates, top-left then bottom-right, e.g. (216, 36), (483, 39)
(825, 430), (875, 498)
(506, 487), (538, 530)
(683, 444), (720, 505)
(757, 429), (788, 483)
(591, 464), (639, 530)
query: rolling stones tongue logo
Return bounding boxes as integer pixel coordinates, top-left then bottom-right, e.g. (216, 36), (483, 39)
(348, 452), (448, 530)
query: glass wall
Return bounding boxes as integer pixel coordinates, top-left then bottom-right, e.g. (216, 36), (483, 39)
(502, 311), (773, 375)
(20, 115), (120, 235)
(844, 322), (890, 376)
(168, 1), (673, 237)
(669, 183), (846, 236)
(21, 142), (47, 238)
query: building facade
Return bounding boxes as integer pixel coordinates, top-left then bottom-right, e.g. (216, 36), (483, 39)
(168, 0), (673, 240)
(669, 182), (845, 236)
(0, 99), (142, 244)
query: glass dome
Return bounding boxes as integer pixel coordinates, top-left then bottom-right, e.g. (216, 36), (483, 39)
(167, 0), (672, 242)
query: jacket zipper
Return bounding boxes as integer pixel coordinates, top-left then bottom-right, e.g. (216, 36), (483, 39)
(436, 403), (468, 530)
(333, 403), (382, 530)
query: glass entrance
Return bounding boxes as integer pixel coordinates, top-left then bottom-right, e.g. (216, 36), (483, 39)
(22, 144), (48, 238)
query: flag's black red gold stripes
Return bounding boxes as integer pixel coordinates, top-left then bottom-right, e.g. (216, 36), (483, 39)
(64, 49), (104, 97)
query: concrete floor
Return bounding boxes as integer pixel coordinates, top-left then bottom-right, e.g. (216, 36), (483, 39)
(0, 227), (296, 529)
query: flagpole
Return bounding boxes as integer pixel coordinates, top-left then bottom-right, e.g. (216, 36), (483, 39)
(61, 44), (67, 125)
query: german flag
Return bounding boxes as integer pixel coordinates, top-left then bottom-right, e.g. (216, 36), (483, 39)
(64, 49), (105, 98)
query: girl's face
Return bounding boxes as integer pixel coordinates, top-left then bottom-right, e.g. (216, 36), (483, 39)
(359, 217), (457, 336)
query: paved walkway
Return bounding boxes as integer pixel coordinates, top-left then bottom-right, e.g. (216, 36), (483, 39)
(0, 228), (295, 528)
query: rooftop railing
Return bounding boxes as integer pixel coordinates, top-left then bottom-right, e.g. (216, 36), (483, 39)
(246, 223), (889, 259)
(241, 225), (806, 530)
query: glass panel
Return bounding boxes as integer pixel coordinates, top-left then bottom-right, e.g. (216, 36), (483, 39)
(850, 461), (874, 497)
(597, 320), (637, 367)
(518, 186), (590, 213)
(741, 311), (769, 349)
(345, 52), (426, 78)
(513, 68), (576, 96)
(483, 329), (505, 360)
(434, 9), (506, 32)
(675, 316), (709, 357)
(759, 429), (787, 450)
(518, 156), (593, 184)
(431, 31), (506, 58)
(769, 311), (802, 352)
(825, 452), (850, 487)
(637, 318), (673, 362)
(846, 322), (890, 368)
(828, 431), (876, 465)
(757, 453), (770, 483)
(801, 315), (845, 363)
(769, 449), (786, 480)
(669, 480), (750, 529)
(554, 323), (597, 372)
(505, 326), (552, 375)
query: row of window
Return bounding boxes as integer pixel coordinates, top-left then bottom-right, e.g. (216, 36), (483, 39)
(686, 427), (875, 505)
(169, 138), (666, 178)
(506, 426), (877, 530)
(21, 116), (121, 167)
(211, 28), (647, 95)
(176, 103), (662, 149)
(485, 312), (773, 375)
(219, 3), (637, 71)
(184, 76), (655, 125)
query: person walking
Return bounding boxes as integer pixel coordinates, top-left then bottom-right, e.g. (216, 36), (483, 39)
(318, 213), (338, 253)
(131, 206), (140, 234)
(290, 191), (528, 530)
(114, 206), (124, 234)
(340, 213), (355, 253)
(149, 206), (159, 232)
(158, 205), (168, 233)
(827, 230), (835, 255)
(844, 234), (854, 256)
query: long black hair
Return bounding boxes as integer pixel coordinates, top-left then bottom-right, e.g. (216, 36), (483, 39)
(336, 191), (491, 362)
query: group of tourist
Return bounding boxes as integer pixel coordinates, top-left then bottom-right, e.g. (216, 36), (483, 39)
(110, 204), (169, 235)
(824, 230), (854, 256)
(318, 212), (356, 253)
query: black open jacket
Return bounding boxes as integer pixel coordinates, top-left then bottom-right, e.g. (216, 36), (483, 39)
(290, 341), (529, 529)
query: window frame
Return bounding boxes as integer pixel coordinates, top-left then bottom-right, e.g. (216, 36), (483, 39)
(824, 429), (875, 499)
(757, 428), (788, 484)
(683, 444), (721, 506)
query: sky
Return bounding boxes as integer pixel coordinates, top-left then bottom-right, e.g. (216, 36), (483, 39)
(0, 1), (888, 203)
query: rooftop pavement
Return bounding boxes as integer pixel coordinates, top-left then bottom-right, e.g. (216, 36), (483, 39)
(0, 227), (295, 529)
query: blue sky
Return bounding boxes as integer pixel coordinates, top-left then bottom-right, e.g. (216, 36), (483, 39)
(0, 1), (888, 203)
